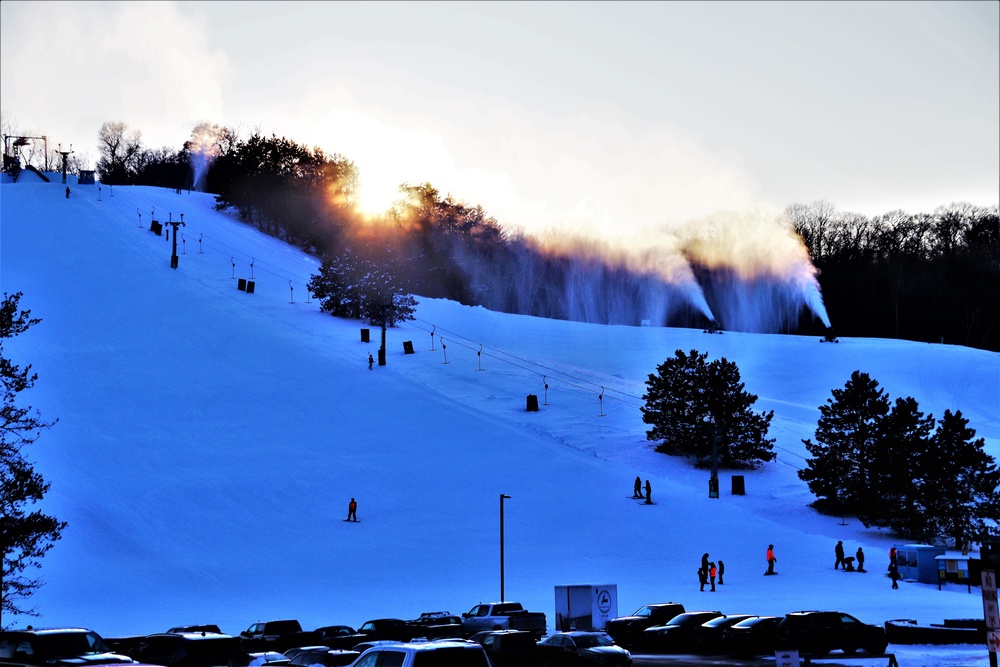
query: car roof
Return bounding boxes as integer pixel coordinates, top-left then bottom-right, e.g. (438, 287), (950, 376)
(148, 632), (234, 640)
(376, 640), (479, 651)
(2, 628), (95, 635)
(731, 616), (780, 625)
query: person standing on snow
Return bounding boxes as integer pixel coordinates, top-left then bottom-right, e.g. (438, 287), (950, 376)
(698, 566), (707, 592)
(368, 354), (374, 370)
(718, 559), (725, 584)
(644, 479), (652, 504)
(347, 498), (358, 522)
(889, 560), (901, 589)
(835, 540), (845, 570)
(633, 476), (642, 498)
(856, 547), (866, 572)
(709, 562), (718, 591)
(765, 544), (777, 575)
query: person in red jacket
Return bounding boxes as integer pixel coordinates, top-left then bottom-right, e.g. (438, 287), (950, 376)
(765, 544), (777, 575)
(709, 562), (718, 591)
(347, 498), (358, 522)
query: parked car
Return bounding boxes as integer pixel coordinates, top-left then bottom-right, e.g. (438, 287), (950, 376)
(165, 628), (223, 636)
(345, 642), (400, 655)
(282, 647), (331, 661)
(775, 611), (888, 656)
(0, 628), (135, 666)
(640, 611), (724, 653)
(313, 629), (357, 651)
(286, 649), (358, 667)
(406, 615), (465, 640)
(127, 632), (242, 667)
(719, 616), (782, 656)
(354, 620), (416, 643)
(468, 630), (563, 667)
(604, 603), (685, 648)
(347, 640), (490, 667)
(461, 602), (547, 639)
(690, 615), (754, 653)
(244, 652), (289, 666)
(538, 632), (631, 666)
(240, 622), (319, 654)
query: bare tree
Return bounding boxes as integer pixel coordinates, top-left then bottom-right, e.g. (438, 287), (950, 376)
(96, 121), (143, 184)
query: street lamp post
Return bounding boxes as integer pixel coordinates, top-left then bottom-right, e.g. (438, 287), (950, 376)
(500, 493), (511, 601)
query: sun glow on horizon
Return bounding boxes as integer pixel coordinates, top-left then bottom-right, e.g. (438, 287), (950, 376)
(354, 168), (405, 219)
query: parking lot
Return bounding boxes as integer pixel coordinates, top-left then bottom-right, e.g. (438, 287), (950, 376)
(632, 653), (898, 667)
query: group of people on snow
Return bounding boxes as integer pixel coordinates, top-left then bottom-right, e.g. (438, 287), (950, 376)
(632, 476), (652, 504)
(834, 540), (866, 572)
(698, 552), (724, 591)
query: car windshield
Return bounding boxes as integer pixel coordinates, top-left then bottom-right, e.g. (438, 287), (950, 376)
(573, 635), (613, 648)
(633, 606), (652, 618)
(670, 614), (711, 627)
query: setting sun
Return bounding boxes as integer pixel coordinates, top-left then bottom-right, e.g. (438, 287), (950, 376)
(354, 168), (403, 219)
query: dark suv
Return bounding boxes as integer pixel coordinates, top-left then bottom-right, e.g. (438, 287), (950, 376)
(775, 611), (888, 656)
(127, 633), (242, 667)
(604, 603), (685, 648)
(0, 628), (134, 666)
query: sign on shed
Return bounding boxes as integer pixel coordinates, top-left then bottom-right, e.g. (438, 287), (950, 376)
(554, 584), (617, 631)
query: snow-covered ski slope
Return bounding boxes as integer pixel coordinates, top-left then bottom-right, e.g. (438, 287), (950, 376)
(1, 177), (997, 666)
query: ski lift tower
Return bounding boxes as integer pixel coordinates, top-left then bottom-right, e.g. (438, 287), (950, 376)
(56, 144), (73, 184)
(3, 134), (49, 171)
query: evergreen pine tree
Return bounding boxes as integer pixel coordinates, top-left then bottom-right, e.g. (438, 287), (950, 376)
(799, 371), (889, 515)
(866, 396), (933, 533)
(642, 349), (775, 469)
(308, 250), (362, 319)
(309, 250), (417, 326)
(1, 293), (66, 622)
(916, 410), (1000, 549)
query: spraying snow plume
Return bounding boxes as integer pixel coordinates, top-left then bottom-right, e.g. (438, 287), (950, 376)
(454, 207), (834, 334)
(680, 208), (832, 332)
(457, 229), (716, 327)
(186, 122), (223, 192)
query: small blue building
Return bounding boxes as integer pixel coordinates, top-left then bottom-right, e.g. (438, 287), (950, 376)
(895, 544), (945, 583)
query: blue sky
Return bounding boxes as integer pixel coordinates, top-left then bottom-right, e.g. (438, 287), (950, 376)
(2, 1), (997, 236)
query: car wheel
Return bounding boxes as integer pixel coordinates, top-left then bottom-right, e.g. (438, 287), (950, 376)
(866, 639), (888, 655)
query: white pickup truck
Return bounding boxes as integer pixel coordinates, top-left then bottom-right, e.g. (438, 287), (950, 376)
(461, 602), (547, 639)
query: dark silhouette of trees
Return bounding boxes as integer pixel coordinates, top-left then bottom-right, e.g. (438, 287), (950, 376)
(134, 146), (191, 190)
(209, 131), (358, 254)
(96, 121), (144, 184)
(790, 201), (999, 351)
(918, 410), (1000, 550)
(1, 293), (66, 623)
(308, 251), (416, 326)
(799, 371), (889, 516)
(96, 119), (997, 350)
(641, 349), (775, 469)
(800, 371), (999, 548)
